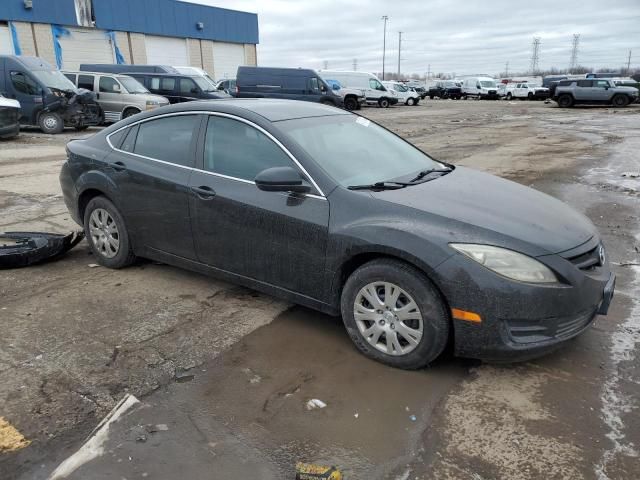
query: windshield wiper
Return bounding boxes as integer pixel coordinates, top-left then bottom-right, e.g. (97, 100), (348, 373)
(348, 181), (411, 191)
(408, 167), (453, 183)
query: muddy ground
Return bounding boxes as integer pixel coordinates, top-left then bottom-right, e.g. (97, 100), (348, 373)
(1, 101), (639, 479)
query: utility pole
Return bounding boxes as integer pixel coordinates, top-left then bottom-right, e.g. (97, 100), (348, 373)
(627, 50), (632, 73)
(427, 64), (430, 79)
(530, 37), (540, 74)
(353, 58), (357, 71)
(381, 15), (388, 80)
(397, 31), (402, 79)
(323, 60), (328, 70)
(569, 34), (580, 72)
(505, 61), (509, 77)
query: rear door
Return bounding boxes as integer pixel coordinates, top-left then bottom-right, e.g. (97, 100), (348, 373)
(575, 80), (593, 100)
(105, 114), (201, 259)
(189, 114), (329, 297)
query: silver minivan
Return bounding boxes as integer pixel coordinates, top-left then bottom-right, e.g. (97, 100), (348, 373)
(63, 71), (169, 123)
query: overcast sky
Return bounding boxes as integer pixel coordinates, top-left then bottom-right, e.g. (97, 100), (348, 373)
(188, 0), (640, 76)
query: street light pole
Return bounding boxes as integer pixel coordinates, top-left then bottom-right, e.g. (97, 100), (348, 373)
(381, 15), (388, 80)
(397, 31), (402, 79)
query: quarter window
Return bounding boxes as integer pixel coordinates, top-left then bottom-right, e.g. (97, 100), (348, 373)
(79, 75), (95, 91)
(99, 76), (119, 93)
(203, 116), (295, 181)
(133, 115), (198, 167)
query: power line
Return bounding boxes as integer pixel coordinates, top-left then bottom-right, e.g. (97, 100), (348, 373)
(530, 37), (541, 74)
(381, 15), (389, 80)
(569, 34), (580, 71)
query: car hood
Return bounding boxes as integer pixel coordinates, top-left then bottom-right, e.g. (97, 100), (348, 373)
(371, 166), (596, 255)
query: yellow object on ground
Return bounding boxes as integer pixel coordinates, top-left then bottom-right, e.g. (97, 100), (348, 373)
(0, 417), (31, 452)
(295, 462), (343, 479)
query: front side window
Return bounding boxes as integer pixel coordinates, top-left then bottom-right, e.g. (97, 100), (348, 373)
(179, 78), (197, 94)
(10, 72), (41, 95)
(595, 80), (610, 88)
(204, 116), (295, 181)
(280, 115), (443, 187)
(78, 75), (94, 91)
(309, 77), (320, 91)
(99, 76), (119, 93)
(133, 115), (198, 167)
(369, 78), (384, 91)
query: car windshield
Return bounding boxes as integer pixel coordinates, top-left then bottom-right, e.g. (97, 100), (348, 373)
(480, 80), (497, 88)
(193, 76), (216, 91)
(279, 115), (445, 187)
(118, 77), (148, 93)
(31, 70), (76, 91)
(444, 81), (457, 87)
(395, 84), (408, 92)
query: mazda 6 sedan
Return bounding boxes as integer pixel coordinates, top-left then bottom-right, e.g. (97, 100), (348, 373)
(60, 99), (615, 368)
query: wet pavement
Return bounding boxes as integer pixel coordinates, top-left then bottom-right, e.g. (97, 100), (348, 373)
(1, 101), (639, 479)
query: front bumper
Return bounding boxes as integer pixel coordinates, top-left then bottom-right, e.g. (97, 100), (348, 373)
(434, 243), (614, 362)
(0, 122), (20, 138)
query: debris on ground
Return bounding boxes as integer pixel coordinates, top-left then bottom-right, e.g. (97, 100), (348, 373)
(87, 263), (100, 268)
(621, 172), (639, 178)
(0, 417), (31, 452)
(409, 415), (417, 422)
(0, 231), (84, 269)
(306, 399), (327, 410)
(295, 462), (342, 480)
(175, 370), (195, 383)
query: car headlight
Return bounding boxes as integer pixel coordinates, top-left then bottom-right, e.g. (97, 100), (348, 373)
(450, 244), (558, 283)
(146, 100), (161, 108)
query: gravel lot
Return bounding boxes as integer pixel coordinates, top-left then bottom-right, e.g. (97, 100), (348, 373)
(1, 100), (639, 479)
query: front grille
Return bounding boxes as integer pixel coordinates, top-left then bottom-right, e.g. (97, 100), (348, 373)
(488, 90), (497, 94)
(568, 245), (601, 271)
(505, 309), (596, 344)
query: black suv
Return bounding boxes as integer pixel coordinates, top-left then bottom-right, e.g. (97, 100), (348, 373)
(428, 81), (462, 99)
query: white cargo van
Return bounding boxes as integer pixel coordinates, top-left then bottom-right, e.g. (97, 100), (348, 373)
(461, 76), (499, 99)
(319, 70), (398, 107)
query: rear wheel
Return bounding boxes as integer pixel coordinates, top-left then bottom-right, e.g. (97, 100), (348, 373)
(344, 97), (358, 111)
(557, 94), (574, 108)
(341, 259), (449, 369)
(378, 98), (390, 108)
(611, 95), (629, 107)
(429, 95), (434, 100)
(38, 112), (64, 134)
(83, 196), (136, 269)
(527, 92), (534, 100)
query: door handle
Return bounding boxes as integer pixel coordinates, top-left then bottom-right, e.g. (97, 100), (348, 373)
(191, 185), (216, 199)
(111, 161), (127, 172)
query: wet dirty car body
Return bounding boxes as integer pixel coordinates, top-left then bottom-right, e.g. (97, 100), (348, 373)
(59, 99), (614, 367)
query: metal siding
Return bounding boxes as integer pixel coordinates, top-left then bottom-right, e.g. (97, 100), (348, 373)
(0, 0), (79, 25)
(92, 0), (258, 44)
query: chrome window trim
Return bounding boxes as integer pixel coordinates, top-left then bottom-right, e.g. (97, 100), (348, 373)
(105, 110), (327, 200)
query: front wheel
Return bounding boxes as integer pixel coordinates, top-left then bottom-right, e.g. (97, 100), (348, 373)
(38, 112), (64, 134)
(611, 95), (629, 107)
(83, 196), (136, 269)
(343, 97), (358, 111)
(341, 259), (450, 369)
(406, 98), (415, 106)
(378, 98), (390, 108)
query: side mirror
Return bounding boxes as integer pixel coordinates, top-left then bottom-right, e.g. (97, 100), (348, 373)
(191, 88), (200, 94)
(112, 84), (121, 92)
(477, 85), (481, 89)
(255, 166), (311, 194)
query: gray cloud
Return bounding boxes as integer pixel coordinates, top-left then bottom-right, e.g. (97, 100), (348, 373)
(188, 0), (640, 75)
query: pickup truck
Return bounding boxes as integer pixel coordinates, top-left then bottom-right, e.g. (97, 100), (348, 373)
(505, 82), (549, 100)
(552, 78), (639, 108)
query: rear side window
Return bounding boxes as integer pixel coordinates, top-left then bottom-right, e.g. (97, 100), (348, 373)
(78, 75), (94, 90)
(134, 115), (198, 167)
(108, 128), (127, 148)
(10, 72), (41, 95)
(577, 80), (593, 87)
(99, 76), (119, 93)
(150, 77), (160, 90)
(161, 77), (176, 91)
(203, 116), (295, 181)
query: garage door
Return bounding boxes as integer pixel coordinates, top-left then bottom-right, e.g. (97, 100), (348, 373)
(58, 28), (115, 70)
(0, 23), (14, 55)
(145, 36), (188, 66)
(211, 42), (245, 80)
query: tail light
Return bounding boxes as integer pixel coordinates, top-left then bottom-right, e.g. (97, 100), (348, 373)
(235, 85), (239, 95)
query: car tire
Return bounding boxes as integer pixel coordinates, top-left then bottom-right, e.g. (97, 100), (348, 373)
(38, 112), (64, 134)
(414, 98), (420, 105)
(344, 97), (358, 111)
(122, 108), (141, 119)
(557, 94), (574, 108)
(341, 259), (450, 369)
(406, 98), (415, 106)
(527, 92), (534, 100)
(83, 196), (136, 269)
(379, 98), (390, 108)
(506, 92), (512, 100)
(611, 95), (629, 107)
(429, 95), (434, 100)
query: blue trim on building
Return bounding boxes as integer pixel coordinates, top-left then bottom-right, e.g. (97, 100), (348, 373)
(106, 31), (126, 64)
(0, 0), (259, 44)
(51, 25), (71, 69)
(9, 22), (22, 55)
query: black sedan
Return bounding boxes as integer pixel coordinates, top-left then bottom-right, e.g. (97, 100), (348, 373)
(60, 99), (615, 368)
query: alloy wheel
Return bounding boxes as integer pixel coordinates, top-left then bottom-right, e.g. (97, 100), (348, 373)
(354, 281), (424, 356)
(89, 208), (120, 258)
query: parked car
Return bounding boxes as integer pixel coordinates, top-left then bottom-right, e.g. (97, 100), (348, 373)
(1, 55), (102, 134)
(383, 81), (420, 105)
(60, 99), (614, 368)
(323, 79), (366, 110)
(319, 70), (398, 107)
(0, 93), (20, 139)
(461, 77), (499, 99)
(552, 79), (639, 108)
(428, 81), (463, 99)
(505, 82), (549, 100)
(63, 71), (169, 123)
(120, 73), (228, 104)
(172, 66), (217, 88)
(215, 79), (237, 96)
(236, 67), (344, 108)
(405, 82), (427, 99)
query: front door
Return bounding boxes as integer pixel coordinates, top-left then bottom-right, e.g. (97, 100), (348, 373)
(7, 71), (41, 124)
(97, 75), (125, 121)
(104, 113), (202, 259)
(189, 114), (329, 298)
